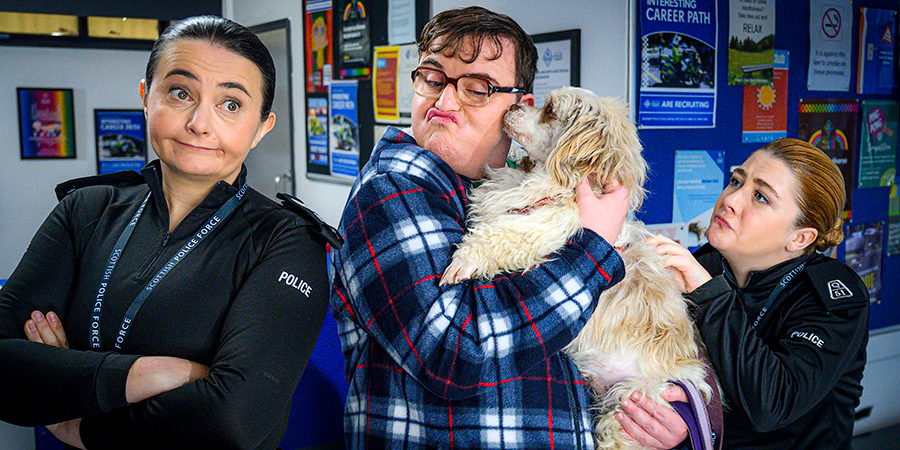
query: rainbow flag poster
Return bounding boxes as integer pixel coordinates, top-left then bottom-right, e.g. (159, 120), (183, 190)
(18, 88), (76, 159)
(798, 98), (858, 218)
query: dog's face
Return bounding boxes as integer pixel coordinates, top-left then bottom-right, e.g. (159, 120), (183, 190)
(503, 100), (562, 164)
(504, 87), (648, 211)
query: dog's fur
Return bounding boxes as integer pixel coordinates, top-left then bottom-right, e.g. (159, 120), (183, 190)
(441, 87), (713, 450)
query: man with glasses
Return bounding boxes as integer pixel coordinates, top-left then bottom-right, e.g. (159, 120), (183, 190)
(330, 6), (637, 449)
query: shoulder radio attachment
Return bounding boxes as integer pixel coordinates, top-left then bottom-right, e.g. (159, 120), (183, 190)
(277, 192), (344, 250)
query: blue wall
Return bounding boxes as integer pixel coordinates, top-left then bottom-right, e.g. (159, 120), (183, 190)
(635, 0), (900, 331)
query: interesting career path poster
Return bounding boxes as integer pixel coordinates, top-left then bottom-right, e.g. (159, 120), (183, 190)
(329, 80), (360, 180)
(858, 100), (897, 188)
(95, 110), (147, 174)
(742, 49), (788, 143)
(639, 0), (717, 128)
(798, 98), (858, 218)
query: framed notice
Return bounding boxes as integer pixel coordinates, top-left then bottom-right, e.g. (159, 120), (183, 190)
(531, 30), (580, 108)
(94, 109), (147, 174)
(17, 87), (76, 159)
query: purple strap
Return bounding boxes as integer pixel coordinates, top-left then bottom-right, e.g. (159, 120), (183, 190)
(671, 381), (716, 450)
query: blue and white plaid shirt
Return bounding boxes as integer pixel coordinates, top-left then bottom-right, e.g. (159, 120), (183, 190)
(330, 127), (626, 449)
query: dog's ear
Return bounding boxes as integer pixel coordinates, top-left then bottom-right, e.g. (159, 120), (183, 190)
(546, 97), (648, 211)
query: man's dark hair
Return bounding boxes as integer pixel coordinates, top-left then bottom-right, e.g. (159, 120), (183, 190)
(145, 16), (275, 120)
(418, 7), (538, 93)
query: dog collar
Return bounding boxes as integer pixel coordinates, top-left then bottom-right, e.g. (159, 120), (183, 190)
(509, 196), (558, 214)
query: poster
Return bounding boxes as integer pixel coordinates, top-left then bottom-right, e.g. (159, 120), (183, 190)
(17, 88), (76, 159)
(396, 43), (418, 122)
(532, 30), (579, 108)
(373, 46), (399, 122)
(798, 98), (858, 218)
(304, 0), (333, 94)
(338, 0), (372, 79)
(329, 80), (360, 180)
(844, 222), (883, 304)
(94, 110), (147, 174)
(742, 50), (788, 143)
(638, 0), (717, 128)
(807, 0), (852, 91)
(857, 8), (897, 95)
(672, 150), (724, 247)
(858, 100), (897, 188)
(888, 181), (900, 256)
(387, 0), (416, 44)
(727, 0), (775, 86)
(306, 95), (329, 174)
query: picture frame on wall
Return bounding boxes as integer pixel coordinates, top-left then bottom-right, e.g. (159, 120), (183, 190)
(94, 109), (148, 174)
(530, 29), (581, 107)
(17, 87), (76, 159)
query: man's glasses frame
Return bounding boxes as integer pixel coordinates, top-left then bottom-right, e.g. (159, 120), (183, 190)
(410, 66), (528, 107)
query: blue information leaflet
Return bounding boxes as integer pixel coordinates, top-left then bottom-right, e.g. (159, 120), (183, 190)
(673, 150), (724, 223)
(857, 8), (897, 95)
(329, 81), (360, 179)
(95, 110), (147, 174)
(639, 0), (718, 128)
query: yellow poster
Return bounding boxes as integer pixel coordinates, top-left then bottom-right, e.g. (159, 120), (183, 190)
(373, 46), (400, 123)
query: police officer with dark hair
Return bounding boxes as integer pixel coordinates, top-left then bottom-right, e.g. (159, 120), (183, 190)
(0, 16), (332, 449)
(633, 139), (869, 450)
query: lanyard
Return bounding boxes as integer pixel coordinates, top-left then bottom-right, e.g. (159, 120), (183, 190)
(750, 261), (806, 330)
(90, 183), (248, 350)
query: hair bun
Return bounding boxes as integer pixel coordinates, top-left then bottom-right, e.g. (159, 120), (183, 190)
(816, 219), (844, 251)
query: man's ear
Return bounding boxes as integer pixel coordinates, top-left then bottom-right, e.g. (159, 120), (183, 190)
(519, 93), (535, 107)
(787, 227), (818, 253)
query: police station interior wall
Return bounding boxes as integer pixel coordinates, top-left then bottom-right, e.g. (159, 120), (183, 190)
(0, 45), (149, 450)
(0, 46), (149, 279)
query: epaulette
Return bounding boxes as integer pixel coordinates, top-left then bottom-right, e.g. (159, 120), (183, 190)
(805, 258), (869, 311)
(277, 192), (344, 249)
(55, 170), (145, 201)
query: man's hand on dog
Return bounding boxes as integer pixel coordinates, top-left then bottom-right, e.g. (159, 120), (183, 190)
(575, 178), (629, 246)
(617, 386), (690, 449)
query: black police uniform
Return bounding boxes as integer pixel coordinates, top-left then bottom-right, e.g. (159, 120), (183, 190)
(689, 244), (869, 450)
(0, 160), (330, 449)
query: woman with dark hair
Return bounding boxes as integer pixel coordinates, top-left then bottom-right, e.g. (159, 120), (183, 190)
(0, 16), (329, 449)
(617, 138), (869, 450)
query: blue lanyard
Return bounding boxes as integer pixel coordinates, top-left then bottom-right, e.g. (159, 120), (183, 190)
(90, 184), (248, 350)
(750, 261), (806, 330)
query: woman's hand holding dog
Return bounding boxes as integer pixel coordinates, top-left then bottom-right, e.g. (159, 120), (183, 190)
(575, 178), (629, 245)
(648, 235), (712, 293)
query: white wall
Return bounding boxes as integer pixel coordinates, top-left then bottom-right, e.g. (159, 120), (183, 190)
(0, 46), (149, 279)
(431, 0), (634, 100)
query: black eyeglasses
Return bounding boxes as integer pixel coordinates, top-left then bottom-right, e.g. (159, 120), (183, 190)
(411, 66), (528, 107)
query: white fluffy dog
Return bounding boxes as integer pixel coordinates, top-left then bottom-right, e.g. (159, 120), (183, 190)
(441, 87), (715, 450)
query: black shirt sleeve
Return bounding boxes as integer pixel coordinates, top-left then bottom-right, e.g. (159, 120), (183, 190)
(688, 269), (869, 432)
(78, 222), (329, 450)
(0, 191), (140, 426)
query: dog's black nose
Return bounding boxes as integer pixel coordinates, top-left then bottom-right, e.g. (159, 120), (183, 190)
(508, 103), (523, 112)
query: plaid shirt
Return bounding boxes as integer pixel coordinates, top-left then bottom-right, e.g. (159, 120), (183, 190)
(330, 127), (625, 450)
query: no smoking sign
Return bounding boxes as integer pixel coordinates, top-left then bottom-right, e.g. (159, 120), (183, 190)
(821, 7), (842, 39)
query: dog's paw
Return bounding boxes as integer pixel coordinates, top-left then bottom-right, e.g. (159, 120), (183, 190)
(440, 258), (478, 285)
